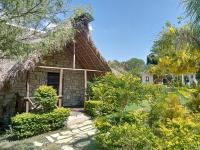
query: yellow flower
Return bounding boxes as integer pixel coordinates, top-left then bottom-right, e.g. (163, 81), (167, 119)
(169, 26), (176, 34)
(180, 51), (188, 60)
(167, 141), (173, 147)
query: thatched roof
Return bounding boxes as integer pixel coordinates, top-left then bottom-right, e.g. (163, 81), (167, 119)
(0, 13), (111, 90)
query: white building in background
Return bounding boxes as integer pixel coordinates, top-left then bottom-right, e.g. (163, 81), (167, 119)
(141, 72), (198, 86)
(184, 74), (198, 87)
(141, 72), (154, 84)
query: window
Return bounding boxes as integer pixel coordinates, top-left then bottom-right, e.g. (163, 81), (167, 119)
(47, 72), (60, 93)
(146, 76), (149, 82)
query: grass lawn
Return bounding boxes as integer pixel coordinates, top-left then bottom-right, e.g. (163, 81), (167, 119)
(125, 100), (151, 112)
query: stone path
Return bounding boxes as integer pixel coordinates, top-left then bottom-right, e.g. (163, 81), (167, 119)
(33, 108), (97, 150)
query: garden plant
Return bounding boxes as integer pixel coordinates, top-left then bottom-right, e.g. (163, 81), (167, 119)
(11, 86), (70, 139)
(85, 73), (200, 149)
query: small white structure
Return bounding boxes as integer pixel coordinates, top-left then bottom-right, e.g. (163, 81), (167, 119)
(184, 74), (198, 87)
(141, 72), (154, 84)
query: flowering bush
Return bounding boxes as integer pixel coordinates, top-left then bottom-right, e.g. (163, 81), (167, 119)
(96, 116), (200, 150)
(158, 117), (200, 149)
(91, 74), (200, 149)
(96, 123), (160, 150)
(149, 93), (187, 127)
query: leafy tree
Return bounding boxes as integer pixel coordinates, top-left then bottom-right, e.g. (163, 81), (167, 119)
(183, 0), (200, 26)
(108, 58), (145, 76)
(147, 0), (200, 84)
(181, 0), (200, 48)
(108, 60), (127, 75)
(122, 58), (145, 76)
(108, 60), (121, 68)
(147, 53), (158, 65)
(149, 23), (200, 77)
(0, 0), (90, 59)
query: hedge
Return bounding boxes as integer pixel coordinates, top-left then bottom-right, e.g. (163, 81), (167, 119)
(96, 123), (160, 150)
(11, 108), (70, 138)
(84, 100), (103, 117)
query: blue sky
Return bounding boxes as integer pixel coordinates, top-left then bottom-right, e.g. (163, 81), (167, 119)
(71, 0), (185, 62)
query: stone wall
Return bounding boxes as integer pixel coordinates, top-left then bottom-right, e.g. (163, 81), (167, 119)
(0, 49), (85, 127)
(0, 73), (27, 127)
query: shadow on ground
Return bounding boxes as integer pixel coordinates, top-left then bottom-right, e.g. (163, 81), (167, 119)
(72, 137), (101, 150)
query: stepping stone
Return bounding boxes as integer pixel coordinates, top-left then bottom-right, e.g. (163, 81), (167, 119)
(77, 123), (87, 128)
(61, 130), (72, 135)
(61, 145), (74, 150)
(75, 140), (91, 148)
(56, 137), (73, 144)
(51, 133), (60, 138)
(68, 124), (79, 129)
(68, 120), (87, 126)
(74, 133), (88, 140)
(72, 129), (80, 133)
(57, 135), (72, 140)
(45, 136), (55, 143)
(82, 127), (96, 132)
(82, 120), (93, 126)
(33, 141), (43, 147)
(79, 128), (96, 133)
(87, 130), (97, 136)
(79, 125), (93, 131)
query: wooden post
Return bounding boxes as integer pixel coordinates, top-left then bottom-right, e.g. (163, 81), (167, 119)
(84, 70), (87, 101)
(73, 41), (76, 69)
(59, 69), (63, 107)
(182, 74), (185, 86)
(26, 72), (30, 112)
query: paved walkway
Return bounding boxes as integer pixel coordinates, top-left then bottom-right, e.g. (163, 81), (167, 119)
(33, 108), (97, 150)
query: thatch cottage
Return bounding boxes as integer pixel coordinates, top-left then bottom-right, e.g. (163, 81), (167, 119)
(0, 13), (110, 127)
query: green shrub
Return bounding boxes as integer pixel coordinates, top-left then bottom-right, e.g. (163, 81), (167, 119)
(144, 84), (168, 104)
(95, 117), (113, 133)
(188, 95), (200, 113)
(148, 93), (187, 127)
(158, 117), (200, 149)
(96, 123), (160, 150)
(95, 111), (148, 133)
(90, 73), (200, 149)
(35, 85), (58, 112)
(84, 100), (103, 117)
(120, 111), (148, 125)
(11, 108), (70, 138)
(95, 112), (200, 149)
(187, 86), (200, 113)
(90, 73), (146, 114)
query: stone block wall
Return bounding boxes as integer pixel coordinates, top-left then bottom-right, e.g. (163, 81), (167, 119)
(62, 70), (84, 106)
(0, 73), (27, 127)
